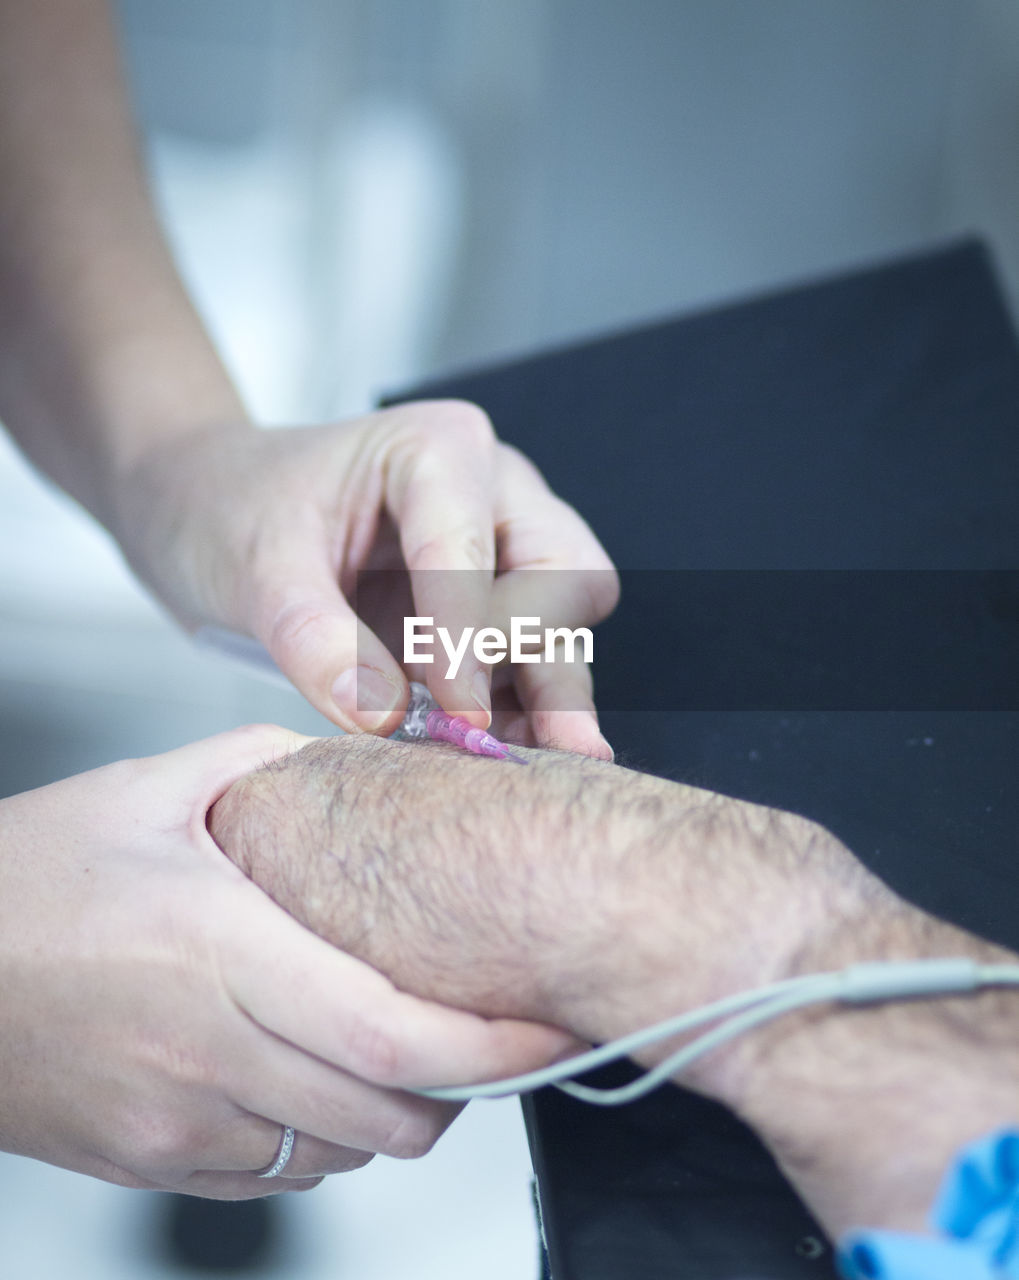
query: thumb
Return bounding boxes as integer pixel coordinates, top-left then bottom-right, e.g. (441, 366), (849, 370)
(253, 559), (408, 734)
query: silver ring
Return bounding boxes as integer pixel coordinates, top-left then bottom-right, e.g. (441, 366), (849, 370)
(257, 1125), (295, 1178)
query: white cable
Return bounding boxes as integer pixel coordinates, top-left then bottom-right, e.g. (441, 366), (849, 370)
(974, 964), (1019, 988)
(559, 979), (842, 1105)
(419, 973), (817, 1102)
(416, 960), (1019, 1106)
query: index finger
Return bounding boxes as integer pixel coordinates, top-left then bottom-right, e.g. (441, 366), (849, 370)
(488, 445), (619, 754)
(218, 884), (577, 1089)
(383, 401), (499, 726)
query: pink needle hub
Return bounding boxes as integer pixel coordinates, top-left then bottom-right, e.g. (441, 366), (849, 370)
(397, 682), (527, 763)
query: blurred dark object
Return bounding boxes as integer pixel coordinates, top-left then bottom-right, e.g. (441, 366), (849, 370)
(526, 1070), (832, 1280)
(388, 239), (1019, 1278)
(158, 1194), (278, 1273)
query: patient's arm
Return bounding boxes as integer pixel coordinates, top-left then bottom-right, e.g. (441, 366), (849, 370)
(209, 736), (1019, 1237)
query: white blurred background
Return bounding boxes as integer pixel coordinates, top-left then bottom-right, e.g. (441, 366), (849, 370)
(1, 1), (1017, 1276)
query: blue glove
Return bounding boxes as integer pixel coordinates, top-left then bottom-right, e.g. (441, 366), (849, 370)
(838, 1129), (1019, 1279)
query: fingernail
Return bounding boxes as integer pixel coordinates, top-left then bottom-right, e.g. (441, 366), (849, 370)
(595, 733), (615, 762)
(471, 669), (492, 724)
(332, 666), (401, 731)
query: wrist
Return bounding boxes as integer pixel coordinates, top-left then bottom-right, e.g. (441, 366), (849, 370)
(552, 800), (1019, 1236)
(717, 888), (1019, 1234)
(100, 416), (267, 630)
(81, 322), (250, 531)
(541, 786), (850, 1096)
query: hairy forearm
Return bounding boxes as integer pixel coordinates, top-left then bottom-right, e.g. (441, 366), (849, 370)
(209, 735), (1019, 1236)
(210, 736), (815, 1029)
(723, 894), (1019, 1235)
(0, 0), (246, 520)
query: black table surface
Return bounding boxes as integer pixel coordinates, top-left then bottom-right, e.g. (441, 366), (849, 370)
(388, 240), (1019, 1278)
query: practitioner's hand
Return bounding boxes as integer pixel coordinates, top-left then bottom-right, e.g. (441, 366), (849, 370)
(0, 727), (574, 1199)
(0, 3), (615, 756)
(111, 406), (617, 757)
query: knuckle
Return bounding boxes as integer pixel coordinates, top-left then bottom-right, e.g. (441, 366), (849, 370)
(325, 1148), (375, 1174)
(587, 565), (621, 619)
(115, 1110), (195, 1179)
(267, 601), (338, 669)
(458, 528), (496, 571)
(497, 439), (546, 484)
(550, 521), (619, 617)
(342, 1013), (406, 1085)
(409, 527), (494, 573)
(553, 501), (618, 574)
(100, 754), (158, 798)
(380, 1111), (444, 1161)
(432, 399), (496, 449)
